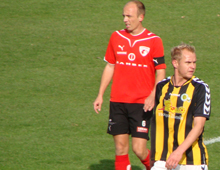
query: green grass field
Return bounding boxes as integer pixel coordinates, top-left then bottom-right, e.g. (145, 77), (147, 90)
(0, 0), (219, 169)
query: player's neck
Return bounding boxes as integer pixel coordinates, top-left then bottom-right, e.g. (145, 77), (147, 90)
(172, 75), (189, 87)
(129, 26), (145, 36)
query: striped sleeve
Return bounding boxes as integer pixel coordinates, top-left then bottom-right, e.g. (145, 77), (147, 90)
(193, 78), (211, 119)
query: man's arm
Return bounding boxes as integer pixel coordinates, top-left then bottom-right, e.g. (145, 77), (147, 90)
(143, 69), (165, 112)
(93, 63), (115, 114)
(165, 116), (206, 169)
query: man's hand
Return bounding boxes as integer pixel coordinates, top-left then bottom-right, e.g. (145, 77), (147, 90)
(143, 93), (155, 112)
(93, 96), (103, 114)
(165, 150), (183, 169)
(144, 69), (165, 112)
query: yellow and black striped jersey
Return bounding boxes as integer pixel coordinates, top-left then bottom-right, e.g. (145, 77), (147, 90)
(151, 76), (211, 165)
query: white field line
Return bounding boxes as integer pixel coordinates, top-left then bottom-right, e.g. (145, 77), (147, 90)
(204, 136), (220, 145)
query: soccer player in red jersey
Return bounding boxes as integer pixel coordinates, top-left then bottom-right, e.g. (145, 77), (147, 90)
(93, 1), (166, 170)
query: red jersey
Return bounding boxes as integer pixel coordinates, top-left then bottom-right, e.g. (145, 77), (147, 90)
(104, 29), (166, 104)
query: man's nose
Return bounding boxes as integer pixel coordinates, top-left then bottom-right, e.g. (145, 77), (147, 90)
(124, 16), (128, 22)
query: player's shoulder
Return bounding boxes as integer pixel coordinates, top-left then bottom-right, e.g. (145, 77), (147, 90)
(191, 76), (211, 96)
(157, 76), (171, 87)
(143, 29), (161, 38)
(155, 77), (171, 93)
(109, 29), (127, 39)
(113, 29), (127, 35)
(142, 30), (163, 45)
(116, 29), (126, 33)
(108, 29), (125, 41)
(192, 76), (210, 90)
(144, 29), (156, 36)
(161, 76), (171, 83)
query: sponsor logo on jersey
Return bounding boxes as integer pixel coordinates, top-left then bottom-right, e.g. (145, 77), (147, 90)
(164, 99), (186, 114)
(193, 78), (211, 115)
(108, 119), (116, 131)
(157, 99), (186, 120)
(169, 93), (180, 97)
(117, 45), (127, 55)
(153, 59), (158, 64)
(117, 51), (127, 55)
(139, 46), (150, 57)
(181, 93), (191, 102)
(128, 53), (136, 61)
(204, 84), (210, 115)
(118, 45), (125, 51)
(137, 127), (148, 133)
(201, 165), (205, 170)
(116, 61), (148, 68)
(169, 93), (191, 102)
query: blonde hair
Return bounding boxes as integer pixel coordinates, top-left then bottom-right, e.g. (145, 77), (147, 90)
(171, 43), (195, 61)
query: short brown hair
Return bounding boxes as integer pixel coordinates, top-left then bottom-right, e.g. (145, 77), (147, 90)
(171, 43), (195, 61)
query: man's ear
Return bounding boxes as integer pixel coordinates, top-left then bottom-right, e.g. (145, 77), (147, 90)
(172, 59), (178, 69)
(139, 14), (144, 22)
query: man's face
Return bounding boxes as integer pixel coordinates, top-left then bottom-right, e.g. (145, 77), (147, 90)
(175, 49), (197, 80)
(123, 3), (143, 35)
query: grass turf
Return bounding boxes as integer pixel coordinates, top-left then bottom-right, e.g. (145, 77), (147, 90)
(0, 0), (219, 169)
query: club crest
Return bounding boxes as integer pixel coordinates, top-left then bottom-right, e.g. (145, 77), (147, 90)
(139, 46), (150, 57)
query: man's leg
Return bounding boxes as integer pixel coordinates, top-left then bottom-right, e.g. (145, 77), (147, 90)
(114, 134), (131, 170)
(132, 137), (150, 170)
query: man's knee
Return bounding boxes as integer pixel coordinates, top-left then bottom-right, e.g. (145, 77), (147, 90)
(114, 134), (129, 155)
(132, 138), (148, 159)
(132, 146), (146, 158)
(115, 143), (129, 155)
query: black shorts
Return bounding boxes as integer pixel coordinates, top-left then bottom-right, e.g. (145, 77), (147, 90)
(107, 102), (153, 140)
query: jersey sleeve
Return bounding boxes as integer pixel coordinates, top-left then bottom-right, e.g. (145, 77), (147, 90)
(155, 78), (169, 107)
(152, 37), (166, 70)
(104, 33), (116, 64)
(194, 83), (211, 119)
